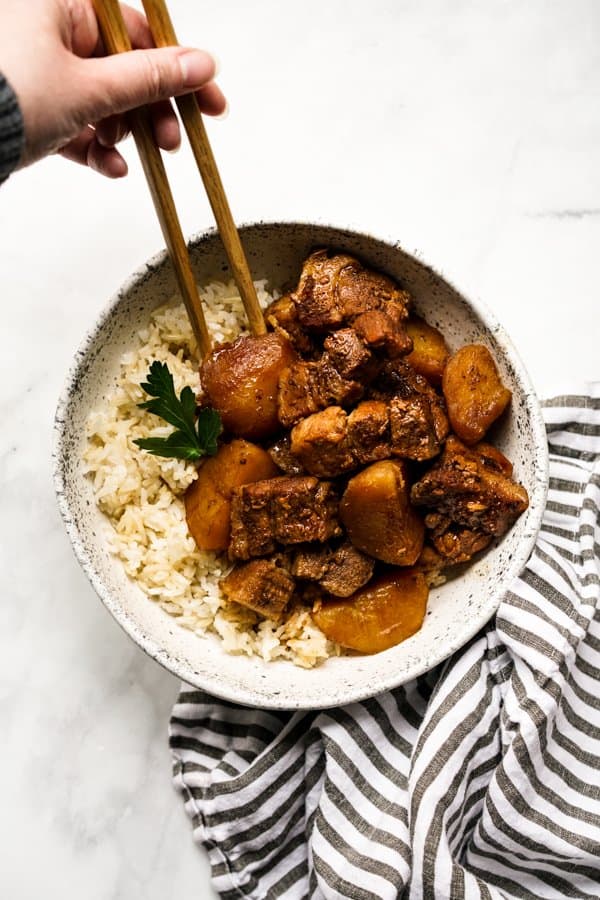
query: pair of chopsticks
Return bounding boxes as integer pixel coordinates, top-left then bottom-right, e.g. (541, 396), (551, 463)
(92, 0), (266, 356)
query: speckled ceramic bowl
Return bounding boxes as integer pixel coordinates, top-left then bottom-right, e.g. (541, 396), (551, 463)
(53, 222), (548, 709)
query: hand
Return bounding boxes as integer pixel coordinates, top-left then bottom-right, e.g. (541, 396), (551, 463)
(0, 0), (226, 177)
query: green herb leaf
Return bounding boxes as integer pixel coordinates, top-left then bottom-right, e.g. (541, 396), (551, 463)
(134, 361), (221, 461)
(134, 432), (202, 460)
(197, 407), (222, 456)
(138, 362), (197, 445)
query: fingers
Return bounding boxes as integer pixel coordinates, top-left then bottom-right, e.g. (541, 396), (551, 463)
(118, 3), (227, 118)
(94, 114), (129, 150)
(94, 99), (180, 152)
(89, 80), (226, 157)
(75, 46), (216, 125)
(57, 84), (226, 182)
(196, 81), (228, 117)
(91, 1), (226, 118)
(70, 2), (226, 143)
(58, 126), (128, 178)
(150, 100), (181, 150)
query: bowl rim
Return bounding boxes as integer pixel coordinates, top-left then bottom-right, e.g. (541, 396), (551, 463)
(52, 220), (549, 708)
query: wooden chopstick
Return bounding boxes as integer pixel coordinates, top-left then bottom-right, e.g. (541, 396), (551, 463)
(93, 0), (212, 357)
(140, 0), (267, 338)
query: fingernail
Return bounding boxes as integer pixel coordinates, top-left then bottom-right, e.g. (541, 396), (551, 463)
(179, 49), (215, 88)
(216, 101), (230, 121)
(212, 54), (222, 78)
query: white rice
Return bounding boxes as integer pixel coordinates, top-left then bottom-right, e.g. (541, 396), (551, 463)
(83, 279), (338, 668)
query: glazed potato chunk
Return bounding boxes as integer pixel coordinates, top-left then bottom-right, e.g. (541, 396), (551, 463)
(185, 439), (279, 551)
(442, 344), (511, 444)
(340, 460), (424, 565)
(406, 316), (450, 385)
(312, 569), (428, 653)
(201, 333), (297, 440)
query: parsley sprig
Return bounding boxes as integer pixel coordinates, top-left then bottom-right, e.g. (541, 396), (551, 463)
(133, 361), (221, 461)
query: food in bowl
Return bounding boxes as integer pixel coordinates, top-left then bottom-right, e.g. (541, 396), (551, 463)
(84, 249), (529, 668)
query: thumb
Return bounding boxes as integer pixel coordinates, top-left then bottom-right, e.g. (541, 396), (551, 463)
(75, 46), (217, 123)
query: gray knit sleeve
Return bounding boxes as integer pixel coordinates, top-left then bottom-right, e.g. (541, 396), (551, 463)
(0, 73), (24, 183)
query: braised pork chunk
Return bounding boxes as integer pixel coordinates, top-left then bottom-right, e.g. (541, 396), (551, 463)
(292, 541), (374, 598)
(277, 362), (322, 426)
(374, 359), (449, 445)
(353, 309), (412, 357)
(290, 389), (444, 478)
(229, 476), (341, 561)
(220, 558), (295, 619)
(291, 250), (412, 343)
(289, 406), (355, 478)
(323, 328), (375, 379)
(431, 524), (492, 565)
(348, 401), (390, 465)
(274, 250), (421, 429)
(277, 334), (373, 428)
(265, 294), (314, 355)
(388, 396), (440, 461)
(411, 436), (529, 537)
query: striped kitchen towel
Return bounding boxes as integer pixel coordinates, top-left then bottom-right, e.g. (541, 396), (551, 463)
(170, 388), (600, 899)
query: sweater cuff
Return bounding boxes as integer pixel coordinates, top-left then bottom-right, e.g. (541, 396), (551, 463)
(0, 73), (24, 183)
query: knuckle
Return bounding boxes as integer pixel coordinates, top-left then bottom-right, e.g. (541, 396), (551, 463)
(143, 54), (172, 100)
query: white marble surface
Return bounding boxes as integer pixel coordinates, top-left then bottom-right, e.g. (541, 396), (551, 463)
(1, 1), (598, 897)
